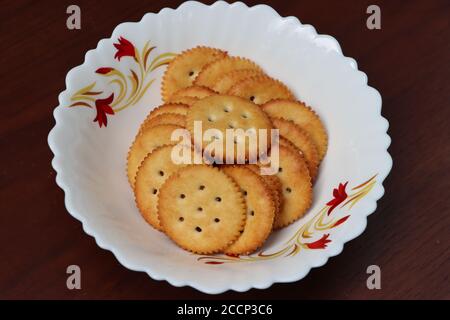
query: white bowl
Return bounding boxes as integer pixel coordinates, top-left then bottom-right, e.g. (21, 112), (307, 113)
(48, 1), (392, 294)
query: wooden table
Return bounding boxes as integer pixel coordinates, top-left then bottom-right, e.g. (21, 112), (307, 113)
(1, 0), (449, 300)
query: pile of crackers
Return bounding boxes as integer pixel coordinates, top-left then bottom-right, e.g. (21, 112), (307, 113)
(127, 47), (328, 255)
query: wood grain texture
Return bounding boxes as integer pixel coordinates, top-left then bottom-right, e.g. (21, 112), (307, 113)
(0, 0), (449, 299)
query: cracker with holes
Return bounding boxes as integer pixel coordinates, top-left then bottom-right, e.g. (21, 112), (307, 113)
(127, 124), (185, 187)
(158, 165), (246, 254)
(162, 47), (227, 101)
(221, 166), (276, 255)
(170, 85), (217, 100)
(271, 117), (320, 180)
(195, 57), (263, 89)
(261, 99), (328, 160)
(245, 164), (282, 218)
(186, 95), (273, 161)
(135, 145), (191, 231)
(228, 75), (295, 104)
(213, 69), (263, 94)
(271, 145), (312, 229)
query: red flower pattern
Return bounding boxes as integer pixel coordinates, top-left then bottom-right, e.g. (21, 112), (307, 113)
(96, 67), (115, 75)
(326, 182), (348, 215)
(113, 37), (136, 61)
(93, 93), (115, 127)
(331, 215), (350, 228)
(305, 234), (331, 249)
(71, 37), (176, 129)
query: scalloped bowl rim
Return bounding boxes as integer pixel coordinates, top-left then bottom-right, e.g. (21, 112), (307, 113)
(48, 1), (392, 294)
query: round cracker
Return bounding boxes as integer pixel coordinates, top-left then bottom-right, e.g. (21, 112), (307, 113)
(161, 46), (227, 101)
(168, 95), (199, 107)
(271, 117), (320, 181)
(245, 164), (282, 218)
(278, 136), (297, 150)
(261, 99), (328, 160)
(194, 56), (263, 89)
(135, 145), (189, 231)
(141, 113), (186, 132)
(228, 75), (295, 105)
(158, 165), (246, 254)
(127, 124), (185, 187)
(221, 166), (275, 255)
(213, 69), (263, 94)
(186, 95), (273, 161)
(146, 103), (189, 121)
(170, 85), (217, 100)
(272, 145), (312, 229)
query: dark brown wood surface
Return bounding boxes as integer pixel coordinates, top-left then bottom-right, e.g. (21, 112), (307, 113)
(0, 0), (449, 300)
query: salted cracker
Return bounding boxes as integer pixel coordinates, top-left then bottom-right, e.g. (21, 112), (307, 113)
(228, 75), (295, 105)
(271, 117), (320, 180)
(221, 166), (276, 255)
(162, 46), (227, 101)
(127, 124), (185, 187)
(157, 165), (246, 254)
(194, 56), (263, 89)
(261, 99), (328, 160)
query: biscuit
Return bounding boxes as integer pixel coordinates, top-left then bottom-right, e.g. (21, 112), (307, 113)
(134, 145), (190, 231)
(186, 95), (273, 161)
(126, 46), (330, 253)
(271, 117), (320, 180)
(245, 164), (282, 218)
(158, 165), (246, 254)
(261, 99), (328, 160)
(161, 46), (227, 101)
(272, 145), (312, 228)
(213, 69), (263, 94)
(141, 113), (186, 131)
(170, 85), (216, 100)
(168, 95), (199, 107)
(221, 166), (276, 255)
(127, 124), (185, 187)
(195, 56), (263, 89)
(278, 136), (297, 150)
(146, 103), (189, 121)
(228, 75), (295, 105)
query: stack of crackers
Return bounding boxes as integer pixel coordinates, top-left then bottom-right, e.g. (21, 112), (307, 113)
(128, 47), (328, 255)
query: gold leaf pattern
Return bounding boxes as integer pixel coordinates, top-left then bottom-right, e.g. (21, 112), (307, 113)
(67, 37), (176, 128)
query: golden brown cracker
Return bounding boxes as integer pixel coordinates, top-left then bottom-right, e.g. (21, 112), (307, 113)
(228, 75), (295, 105)
(221, 166), (275, 255)
(194, 56), (263, 89)
(157, 165), (246, 254)
(162, 47), (227, 101)
(127, 124), (185, 187)
(278, 136), (297, 150)
(170, 85), (217, 100)
(146, 103), (189, 121)
(245, 164), (282, 218)
(261, 99), (328, 160)
(168, 95), (199, 107)
(272, 145), (312, 229)
(271, 117), (320, 181)
(134, 145), (189, 231)
(213, 69), (264, 94)
(186, 95), (273, 161)
(141, 113), (186, 131)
